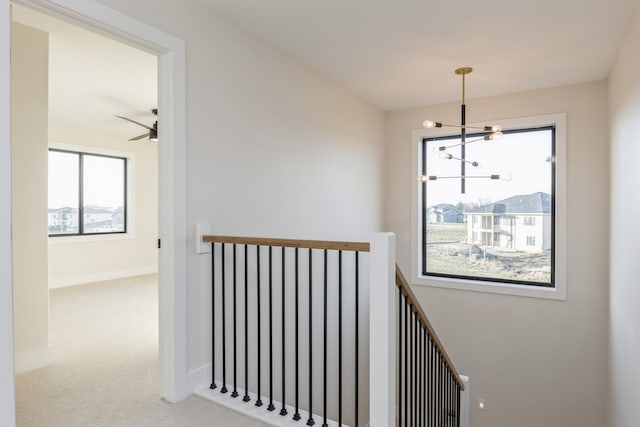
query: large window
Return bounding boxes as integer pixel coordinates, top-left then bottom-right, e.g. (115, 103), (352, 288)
(420, 126), (555, 287)
(48, 149), (127, 236)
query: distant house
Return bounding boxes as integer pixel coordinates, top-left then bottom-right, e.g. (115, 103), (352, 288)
(83, 206), (116, 232)
(464, 192), (551, 252)
(48, 207), (78, 234)
(48, 206), (119, 234)
(428, 204), (464, 223)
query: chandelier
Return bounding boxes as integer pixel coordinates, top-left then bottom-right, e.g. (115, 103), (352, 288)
(421, 67), (506, 194)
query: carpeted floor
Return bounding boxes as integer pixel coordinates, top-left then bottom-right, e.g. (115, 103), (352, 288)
(15, 275), (268, 427)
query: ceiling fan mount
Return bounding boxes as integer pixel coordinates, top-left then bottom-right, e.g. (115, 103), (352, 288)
(116, 108), (158, 142)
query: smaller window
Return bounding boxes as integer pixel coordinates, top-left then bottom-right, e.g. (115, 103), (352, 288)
(524, 216), (536, 226)
(48, 149), (127, 236)
(527, 236), (536, 246)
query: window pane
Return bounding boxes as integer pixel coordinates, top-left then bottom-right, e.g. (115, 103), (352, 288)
(82, 154), (125, 233)
(423, 128), (553, 286)
(48, 151), (79, 235)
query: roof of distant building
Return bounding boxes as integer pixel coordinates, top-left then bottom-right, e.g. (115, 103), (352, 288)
(465, 192), (551, 214)
(48, 206), (116, 214)
(429, 203), (461, 212)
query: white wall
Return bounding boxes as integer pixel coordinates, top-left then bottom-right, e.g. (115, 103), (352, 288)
(47, 124), (158, 288)
(93, 0), (385, 386)
(385, 82), (609, 427)
(11, 21), (54, 374)
(608, 3), (640, 427)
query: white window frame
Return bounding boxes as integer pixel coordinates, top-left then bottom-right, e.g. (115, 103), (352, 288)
(411, 113), (567, 300)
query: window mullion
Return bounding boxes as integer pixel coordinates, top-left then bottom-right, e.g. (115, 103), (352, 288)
(78, 153), (84, 235)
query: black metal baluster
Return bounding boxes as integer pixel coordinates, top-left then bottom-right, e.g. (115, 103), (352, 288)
(450, 371), (454, 427)
(221, 243), (228, 394)
(423, 329), (427, 427)
(432, 348), (437, 427)
(404, 296), (408, 427)
(210, 244), (217, 390)
(398, 290), (403, 426)
(307, 248), (315, 426)
(243, 245), (250, 402)
(427, 335), (434, 427)
(338, 250), (343, 426)
(256, 246), (263, 407)
(280, 247), (288, 416)
(452, 373), (455, 427)
(447, 362), (451, 426)
(436, 354), (440, 426)
(444, 366), (448, 426)
(294, 248), (301, 421)
(413, 312), (420, 426)
(232, 244), (238, 398)
(409, 309), (414, 427)
(434, 343), (438, 427)
(456, 382), (461, 427)
(446, 366), (450, 426)
(268, 246), (275, 412)
(354, 252), (359, 427)
(322, 249), (328, 427)
(438, 357), (443, 426)
(418, 323), (422, 427)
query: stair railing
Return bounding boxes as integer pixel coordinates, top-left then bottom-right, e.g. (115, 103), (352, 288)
(202, 232), (468, 427)
(395, 266), (466, 427)
(203, 234), (369, 426)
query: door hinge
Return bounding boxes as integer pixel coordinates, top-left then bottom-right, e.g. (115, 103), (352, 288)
(158, 238), (161, 249)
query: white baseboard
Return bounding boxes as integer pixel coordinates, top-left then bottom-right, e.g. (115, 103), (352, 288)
(196, 385), (346, 427)
(14, 345), (54, 375)
(48, 265), (158, 289)
(189, 363), (211, 392)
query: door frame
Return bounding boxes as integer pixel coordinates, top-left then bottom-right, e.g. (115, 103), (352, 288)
(1, 1), (188, 423)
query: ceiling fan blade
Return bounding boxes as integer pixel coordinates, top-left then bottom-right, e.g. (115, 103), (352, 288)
(129, 132), (150, 141)
(116, 115), (154, 131)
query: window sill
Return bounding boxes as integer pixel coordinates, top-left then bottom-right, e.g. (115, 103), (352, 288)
(412, 273), (566, 300)
(48, 232), (135, 244)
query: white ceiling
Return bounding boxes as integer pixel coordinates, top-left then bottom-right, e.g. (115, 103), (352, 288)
(10, 0), (640, 128)
(11, 4), (157, 140)
(197, 0), (640, 110)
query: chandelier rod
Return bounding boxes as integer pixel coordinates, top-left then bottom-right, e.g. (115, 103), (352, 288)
(456, 67), (472, 193)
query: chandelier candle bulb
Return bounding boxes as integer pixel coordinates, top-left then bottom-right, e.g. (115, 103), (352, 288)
(422, 120), (443, 128)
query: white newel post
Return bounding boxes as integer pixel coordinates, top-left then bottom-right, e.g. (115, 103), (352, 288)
(369, 232), (396, 427)
(460, 375), (470, 427)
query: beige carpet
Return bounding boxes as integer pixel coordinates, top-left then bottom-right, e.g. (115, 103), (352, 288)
(15, 275), (268, 427)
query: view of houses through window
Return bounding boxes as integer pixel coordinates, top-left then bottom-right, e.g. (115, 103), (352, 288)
(422, 126), (555, 286)
(48, 149), (126, 236)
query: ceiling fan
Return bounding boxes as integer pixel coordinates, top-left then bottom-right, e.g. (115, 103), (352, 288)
(116, 108), (158, 142)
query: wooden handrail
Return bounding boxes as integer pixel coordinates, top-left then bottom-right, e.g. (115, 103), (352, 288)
(202, 235), (370, 252)
(395, 265), (465, 390)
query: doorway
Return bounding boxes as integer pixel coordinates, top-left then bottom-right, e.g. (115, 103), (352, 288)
(11, 4), (160, 422)
(1, 0), (187, 424)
